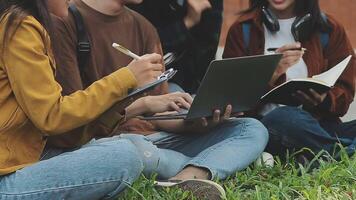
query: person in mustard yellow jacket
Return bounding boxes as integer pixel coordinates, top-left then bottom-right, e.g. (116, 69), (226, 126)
(0, 0), (169, 199)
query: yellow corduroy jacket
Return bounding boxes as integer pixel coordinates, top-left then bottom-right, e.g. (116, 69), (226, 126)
(0, 15), (137, 175)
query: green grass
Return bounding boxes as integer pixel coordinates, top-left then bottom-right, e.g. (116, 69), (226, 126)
(119, 150), (356, 200)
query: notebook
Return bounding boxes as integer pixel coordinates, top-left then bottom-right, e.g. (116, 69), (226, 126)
(261, 55), (352, 106)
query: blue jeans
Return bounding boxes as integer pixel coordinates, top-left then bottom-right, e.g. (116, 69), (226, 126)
(0, 138), (143, 200)
(119, 118), (268, 180)
(261, 106), (356, 159)
(0, 118), (268, 199)
(168, 82), (185, 93)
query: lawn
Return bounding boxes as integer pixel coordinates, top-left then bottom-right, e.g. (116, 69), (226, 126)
(119, 150), (356, 200)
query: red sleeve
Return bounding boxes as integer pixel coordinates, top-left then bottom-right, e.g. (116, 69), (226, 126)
(322, 15), (355, 117)
(223, 21), (248, 59)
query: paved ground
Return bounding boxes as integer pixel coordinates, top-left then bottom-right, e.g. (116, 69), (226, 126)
(215, 47), (356, 122)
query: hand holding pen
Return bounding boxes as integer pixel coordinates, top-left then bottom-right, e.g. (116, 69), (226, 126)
(112, 43), (163, 87)
(269, 42), (305, 85)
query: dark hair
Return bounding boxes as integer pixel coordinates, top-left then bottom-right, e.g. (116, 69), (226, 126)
(242, 0), (331, 33)
(0, 0), (53, 55)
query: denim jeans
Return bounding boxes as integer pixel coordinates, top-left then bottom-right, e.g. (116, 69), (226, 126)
(261, 106), (356, 159)
(0, 118), (268, 199)
(168, 82), (185, 93)
(0, 138), (143, 200)
(118, 118), (268, 180)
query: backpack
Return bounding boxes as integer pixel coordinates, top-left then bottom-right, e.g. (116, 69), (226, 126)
(242, 13), (330, 54)
(68, 4), (91, 77)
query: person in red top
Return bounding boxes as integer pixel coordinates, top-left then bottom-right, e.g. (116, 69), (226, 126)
(224, 0), (356, 161)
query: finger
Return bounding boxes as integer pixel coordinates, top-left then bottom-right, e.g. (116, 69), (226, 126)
(175, 97), (191, 109)
(279, 56), (300, 65)
(232, 112), (244, 117)
(168, 101), (181, 112)
(200, 118), (208, 127)
(309, 89), (324, 104)
(292, 92), (311, 107)
(149, 63), (164, 71)
(279, 57), (300, 69)
(180, 93), (194, 104)
(308, 89), (322, 102)
(141, 53), (162, 63)
(276, 42), (301, 53)
(296, 90), (319, 106)
(277, 63), (295, 73)
(170, 92), (193, 105)
(150, 71), (163, 79)
(302, 90), (322, 106)
(309, 89), (327, 104)
(173, 92), (193, 103)
(287, 58), (300, 66)
(284, 55), (302, 64)
(223, 105), (232, 120)
(212, 110), (220, 124)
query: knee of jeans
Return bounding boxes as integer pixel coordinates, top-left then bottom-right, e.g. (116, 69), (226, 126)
(261, 106), (303, 126)
(88, 139), (144, 200)
(239, 118), (269, 146)
(104, 139), (144, 179)
(119, 134), (161, 164)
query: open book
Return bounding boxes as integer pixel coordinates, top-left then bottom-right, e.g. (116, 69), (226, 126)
(261, 55), (352, 106)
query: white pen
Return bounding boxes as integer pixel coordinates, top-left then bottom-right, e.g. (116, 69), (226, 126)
(112, 43), (141, 60)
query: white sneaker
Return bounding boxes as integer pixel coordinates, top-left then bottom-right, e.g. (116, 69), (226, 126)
(155, 179), (226, 200)
(255, 152), (274, 167)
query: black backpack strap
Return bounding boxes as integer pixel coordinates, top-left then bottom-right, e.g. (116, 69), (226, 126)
(68, 4), (91, 77)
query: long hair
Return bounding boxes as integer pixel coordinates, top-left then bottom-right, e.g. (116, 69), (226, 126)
(242, 0), (331, 33)
(0, 0), (53, 54)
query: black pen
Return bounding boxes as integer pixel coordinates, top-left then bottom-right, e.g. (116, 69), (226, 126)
(267, 47), (307, 52)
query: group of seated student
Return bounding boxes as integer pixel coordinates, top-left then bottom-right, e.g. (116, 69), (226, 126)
(0, 0), (354, 199)
(0, 0), (268, 199)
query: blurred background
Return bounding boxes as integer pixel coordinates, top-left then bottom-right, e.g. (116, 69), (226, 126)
(218, 0), (356, 121)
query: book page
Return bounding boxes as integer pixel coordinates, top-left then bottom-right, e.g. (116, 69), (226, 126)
(312, 55), (352, 87)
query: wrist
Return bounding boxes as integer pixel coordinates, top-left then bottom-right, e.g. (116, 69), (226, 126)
(184, 16), (195, 29)
(137, 97), (150, 115)
(125, 98), (147, 119)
